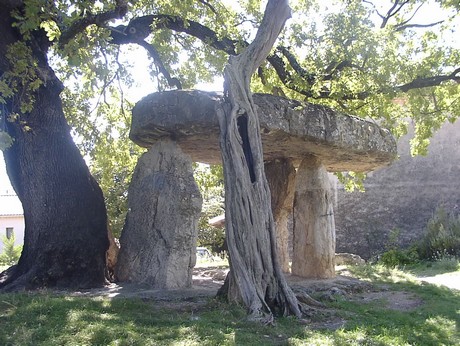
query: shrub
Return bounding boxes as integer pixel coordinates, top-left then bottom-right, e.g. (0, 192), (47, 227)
(379, 229), (419, 268)
(0, 235), (22, 266)
(194, 163), (226, 255)
(378, 208), (460, 267)
(417, 207), (460, 261)
(379, 247), (419, 268)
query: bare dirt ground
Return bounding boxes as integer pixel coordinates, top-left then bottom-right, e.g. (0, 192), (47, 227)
(50, 265), (460, 304)
(47, 264), (460, 331)
(418, 272), (460, 290)
(61, 265), (442, 318)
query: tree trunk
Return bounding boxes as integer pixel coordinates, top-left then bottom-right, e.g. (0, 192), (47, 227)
(292, 155), (336, 279)
(0, 2), (108, 290)
(216, 0), (301, 321)
(265, 159), (296, 273)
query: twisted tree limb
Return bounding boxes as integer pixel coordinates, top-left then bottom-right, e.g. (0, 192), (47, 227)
(216, 0), (302, 321)
(107, 13), (459, 102)
(59, 0), (128, 48)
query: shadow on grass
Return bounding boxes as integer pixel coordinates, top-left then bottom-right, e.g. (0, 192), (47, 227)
(0, 268), (459, 345)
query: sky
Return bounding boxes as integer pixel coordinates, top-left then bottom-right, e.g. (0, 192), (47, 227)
(0, 155), (14, 195)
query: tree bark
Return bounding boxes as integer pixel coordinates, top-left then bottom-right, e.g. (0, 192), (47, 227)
(265, 159), (296, 273)
(292, 155), (336, 279)
(216, 0), (301, 321)
(0, 2), (108, 290)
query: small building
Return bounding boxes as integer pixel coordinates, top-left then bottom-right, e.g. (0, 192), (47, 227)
(0, 192), (24, 252)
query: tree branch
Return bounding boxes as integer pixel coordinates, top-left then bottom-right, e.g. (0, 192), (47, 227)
(394, 20), (445, 32)
(397, 68), (460, 92)
(380, 0), (410, 29)
(109, 15), (240, 90)
(196, 0), (218, 16)
(363, 0), (385, 21)
(277, 46), (315, 84)
(59, 0), (128, 48)
(135, 39), (182, 89)
(107, 14), (459, 101)
(110, 15), (240, 54)
(392, 2), (423, 28)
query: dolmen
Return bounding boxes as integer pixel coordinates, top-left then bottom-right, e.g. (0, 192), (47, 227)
(116, 90), (397, 288)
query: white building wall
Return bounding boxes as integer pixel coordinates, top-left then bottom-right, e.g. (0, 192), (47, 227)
(0, 215), (25, 253)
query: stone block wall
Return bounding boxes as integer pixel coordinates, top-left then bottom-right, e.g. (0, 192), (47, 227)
(334, 120), (460, 259)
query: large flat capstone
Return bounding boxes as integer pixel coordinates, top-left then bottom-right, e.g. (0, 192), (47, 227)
(131, 90), (397, 171)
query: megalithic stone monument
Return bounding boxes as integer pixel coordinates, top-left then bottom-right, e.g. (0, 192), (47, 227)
(118, 90), (396, 284)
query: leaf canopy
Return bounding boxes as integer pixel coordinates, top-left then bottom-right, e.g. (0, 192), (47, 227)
(1, 0), (459, 223)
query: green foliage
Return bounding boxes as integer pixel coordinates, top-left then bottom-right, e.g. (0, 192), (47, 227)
(87, 97), (144, 238)
(0, 235), (22, 266)
(379, 229), (419, 268)
(273, 1), (459, 154)
(2, 0), (460, 288)
(380, 247), (420, 268)
(336, 171), (366, 192)
(379, 207), (460, 268)
(0, 130), (14, 151)
(2, 0), (459, 164)
(418, 207), (460, 261)
(194, 164), (225, 254)
(0, 42), (42, 113)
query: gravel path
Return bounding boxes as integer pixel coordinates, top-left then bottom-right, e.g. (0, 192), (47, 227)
(418, 272), (460, 291)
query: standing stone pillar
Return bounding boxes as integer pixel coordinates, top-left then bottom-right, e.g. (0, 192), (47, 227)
(116, 139), (202, 288)
(265, 158), (296, 273)
(292, 155), (336, 278)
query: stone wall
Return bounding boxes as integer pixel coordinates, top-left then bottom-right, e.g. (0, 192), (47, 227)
(334, 120), (460, 259)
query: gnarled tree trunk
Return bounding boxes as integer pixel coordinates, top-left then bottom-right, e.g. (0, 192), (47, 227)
(216, 0), (301, 321)
(0, 1), (108, 291)
(265, 158), (296, 273)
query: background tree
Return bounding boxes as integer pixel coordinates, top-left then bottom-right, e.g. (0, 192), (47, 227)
(194, 164), (226, 255)
(0, 0), (121, 290)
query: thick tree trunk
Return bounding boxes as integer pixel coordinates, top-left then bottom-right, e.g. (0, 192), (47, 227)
(0, 3), (108, 290)
(292, 155), (336, 279)
(216, 0), (301, 321)
(265, 159), (296, 273)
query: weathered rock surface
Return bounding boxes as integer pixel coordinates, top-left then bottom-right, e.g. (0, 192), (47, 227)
(335, 253), (366, 266)
(334, 120), (460, 259)
(131, 90), (397, 172)
(116, 139), (202, 288)
(292, 155), (336, 279)
(265, 158), (296, 273)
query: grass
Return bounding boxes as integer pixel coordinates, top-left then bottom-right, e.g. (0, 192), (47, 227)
(406, 257), (460, 277)
(0, 264), (459, 345)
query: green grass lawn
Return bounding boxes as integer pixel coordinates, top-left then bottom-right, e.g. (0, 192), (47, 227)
(1, 264), (459, 345)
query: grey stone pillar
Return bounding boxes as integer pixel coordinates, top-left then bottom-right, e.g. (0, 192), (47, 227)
(116, 139), (202, 288)
(265, 158), (296, 273)
(292, 155), (336, 278)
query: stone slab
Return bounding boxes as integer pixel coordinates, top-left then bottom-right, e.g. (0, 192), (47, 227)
(131, 90), (397, 171)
